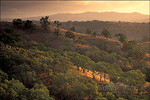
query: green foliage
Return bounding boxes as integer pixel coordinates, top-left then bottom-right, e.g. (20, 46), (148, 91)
(127, 45), (146, 60)
(0, 76), (54, 100)
(0, 21), (149, 100)
(13, 19), (23, 27)
(86, 28), (92, 35)
(92, 39), (112, 53)
(75, 46), (87, 55)
(74, 36), (87, 45)
(0, 28), (23, 47)
(0, 69), (8, 82)
(53, 28), (61, 38)
(95, 96), (108, 100)
(145, 67), (150, 82)
(91, 32), (97, 37)
(11, 64), (37, 88)
(40, 16), (50, 31)
(117, 97), (126, 100)
(87, 47), (109, 62)
(70, 26), (76, 32)
(115, 33), (127, 43)
(100, 29), (112, 38)
(51, 69), (99, 100)
(54, 20), (61, 28)
(24, 20), (36, 33)
(65, 30), (76, 40)
(96, 62), (122, 76)
(51, 54), (73, 74)
(62, 21), (149, 41)
(65, 51), (93, 71)
(122, 40), (146, 60)
(120, 70), (146, 87)
(103, 44), (111, 53)
(106, 92), (115, 100)
(30, 83), (53, 100)
(95, 62), (108, 73)
(0, 79), (29, 100)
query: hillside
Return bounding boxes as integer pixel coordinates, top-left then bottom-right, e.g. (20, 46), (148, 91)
(49, 12), (149, 22)
(1, 21), (150, 100)
(1, 21), (149, 57)
(2, 12), (149, 23)
(60, 20), (149, 40)
(0, 22), (121, 53)
(140, 42), (150, 54)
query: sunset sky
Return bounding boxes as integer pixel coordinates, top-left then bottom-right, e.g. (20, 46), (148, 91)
(1, 1), (149, 18)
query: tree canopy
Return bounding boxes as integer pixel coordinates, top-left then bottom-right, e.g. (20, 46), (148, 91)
(40, 16), (50, 31)
(65, 31), (76, 40)
(100, 29), (112, 38)
(115, 33), (127, 43)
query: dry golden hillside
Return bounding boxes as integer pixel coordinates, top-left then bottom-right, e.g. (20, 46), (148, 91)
(0, 22), (122, 53)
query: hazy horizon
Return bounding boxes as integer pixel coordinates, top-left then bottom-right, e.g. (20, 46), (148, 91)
(1, 1), (150, 19)
(3, 11), (150, 19)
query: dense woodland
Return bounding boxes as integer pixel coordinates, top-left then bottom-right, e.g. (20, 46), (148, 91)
(0, 17), (150, 100)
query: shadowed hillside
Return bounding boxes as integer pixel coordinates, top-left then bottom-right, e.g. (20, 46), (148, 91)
(0, 22), (122, 53)
(61, 21), (149, 40)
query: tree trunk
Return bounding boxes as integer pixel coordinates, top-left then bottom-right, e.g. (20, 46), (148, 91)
(104, 73), (106, 82)
(100, 73), (102, 82)
(83, 68), (85, 73)
(93, 73), (95, 80)
(77, 66), (79, 71)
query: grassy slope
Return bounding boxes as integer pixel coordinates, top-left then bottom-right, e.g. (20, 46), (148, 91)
(1, 22), (149, 55)
(1, 22), (122, 53)
(61, 21), (149, 40)
(139, 42), (150, 54)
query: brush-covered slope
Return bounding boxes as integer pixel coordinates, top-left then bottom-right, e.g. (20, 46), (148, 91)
(0, 22), (122, 54)
(61, 21), (149, 40)
(1, 21), (150, 100)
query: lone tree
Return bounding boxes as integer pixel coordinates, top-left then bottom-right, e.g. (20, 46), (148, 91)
(54, 21), (61, 28)
(70, 27), (76, 33)
(24, 20), (35, 33)
(114, 33), (127, 43)
(40, 16), (50, 31)
(86, 28), (92, 35)
(100, 29), (112, 38)
(91, 32), (97, 37)
(13, 19), (23, 27)
(65, 31), (76, 40)
(53, 28), (61, 38)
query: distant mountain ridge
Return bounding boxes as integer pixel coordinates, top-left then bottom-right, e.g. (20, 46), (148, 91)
(49, 12), (149, 22)
(2, 12), (149, 22)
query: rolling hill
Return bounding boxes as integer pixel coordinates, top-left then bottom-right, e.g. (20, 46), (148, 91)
(60, 20), (149, 40)
(1, 21), (150, 100)
(0, 22), (121, 54)
(1, 21), (149, 54)
(2, 12), (149, 23)
(49, 12), (149, 22)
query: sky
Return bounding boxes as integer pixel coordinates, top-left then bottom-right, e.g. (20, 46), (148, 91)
(1, 0), (150, 18)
